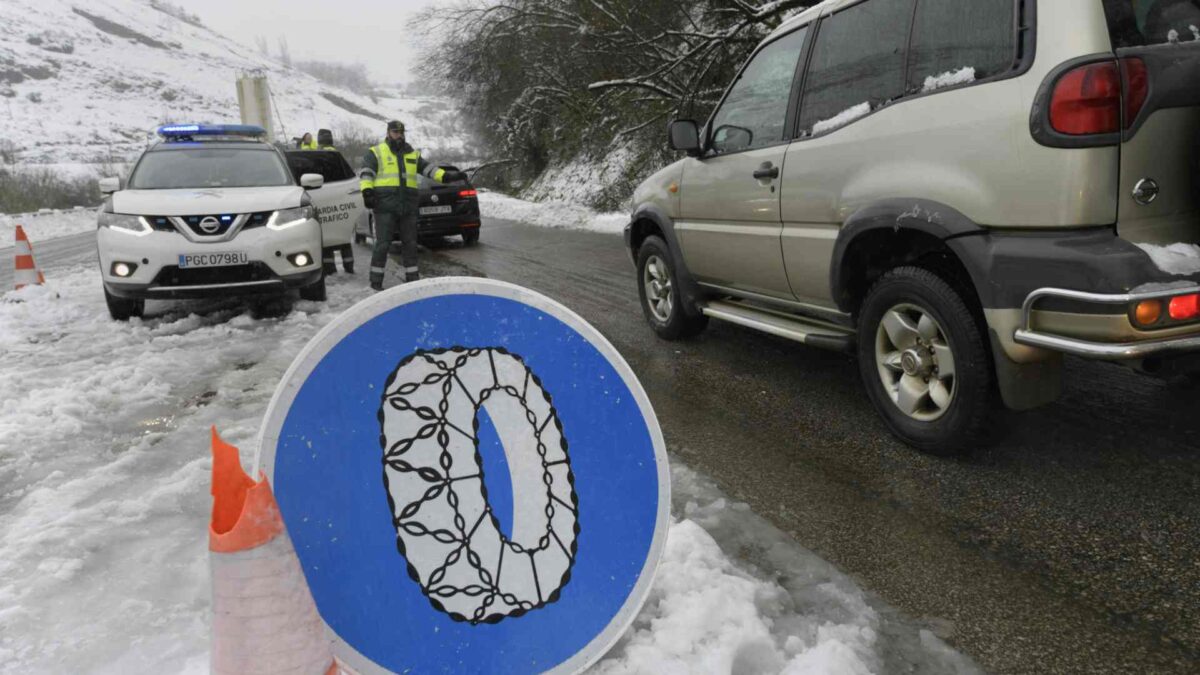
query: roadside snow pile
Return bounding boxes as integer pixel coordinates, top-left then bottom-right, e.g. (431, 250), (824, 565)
(479, 191), (627, 235)
(1137, 242), (1200, 276)
(595, 465), (979, 674)
(813, 103), (871, 135)
(0, 209), (96, 244)
(522, 144), (637, 207)
(922, 67), (976, 93)
(0, 259), (975, 673)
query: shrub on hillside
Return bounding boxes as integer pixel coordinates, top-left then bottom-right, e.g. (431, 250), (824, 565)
(0, 167), (100, 214)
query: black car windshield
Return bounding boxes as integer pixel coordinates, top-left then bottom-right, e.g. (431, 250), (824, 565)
(1103, 0), (1200, 47)
(129, 147), (293, 189)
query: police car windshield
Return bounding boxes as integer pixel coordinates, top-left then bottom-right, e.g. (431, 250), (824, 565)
(129, 147), (293, 189)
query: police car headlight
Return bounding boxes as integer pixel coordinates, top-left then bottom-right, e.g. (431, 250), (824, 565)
(267, 205), (315, 231)
(98, 211), (152, 237)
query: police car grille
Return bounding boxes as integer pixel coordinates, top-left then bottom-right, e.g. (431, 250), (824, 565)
(152, 262), (277, 287)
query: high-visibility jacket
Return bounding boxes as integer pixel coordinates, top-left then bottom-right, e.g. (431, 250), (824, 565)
(359, 141), (447, 214)
(318, 145), (336, 151)
(299, 139), (318, 150)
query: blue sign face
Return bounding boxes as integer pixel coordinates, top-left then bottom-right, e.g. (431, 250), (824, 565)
(257, 279), (670, 674)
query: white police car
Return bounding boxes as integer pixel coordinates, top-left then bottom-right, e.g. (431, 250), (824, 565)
(97, 124), (327, 320)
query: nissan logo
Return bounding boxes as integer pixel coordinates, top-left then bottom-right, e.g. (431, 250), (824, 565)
(199, 216), (221, 234)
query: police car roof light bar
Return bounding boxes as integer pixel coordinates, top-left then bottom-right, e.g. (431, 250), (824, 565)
(156, 124), (268, 140)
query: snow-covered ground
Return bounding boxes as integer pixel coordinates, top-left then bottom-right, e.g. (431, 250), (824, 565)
(0, 220), (977, 673)
(1, 208), (97, 245)
(1, 0), (470, 170)
(479, 192), (627, 235)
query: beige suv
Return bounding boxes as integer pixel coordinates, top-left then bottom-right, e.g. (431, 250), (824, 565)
(625, 0), (1200, 453)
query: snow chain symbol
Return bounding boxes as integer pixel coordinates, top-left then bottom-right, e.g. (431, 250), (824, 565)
(379, 347), (580, 624)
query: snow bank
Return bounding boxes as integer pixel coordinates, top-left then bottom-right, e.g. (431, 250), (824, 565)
(1137, 242), (1200, 276)
(812, 103), (871, 135)
(0, 258), (975, 673)
(921, 67), (976, 93)
(522, 144), (637, 208)
(0, 208), (97, 245)
(592, 465), (980, 674)
(480, 191), (627, 235)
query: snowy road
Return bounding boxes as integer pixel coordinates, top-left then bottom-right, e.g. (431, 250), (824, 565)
(0, 227), (976, 673)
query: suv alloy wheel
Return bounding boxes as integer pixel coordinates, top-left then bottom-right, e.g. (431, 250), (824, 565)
(636, 236), (707, 340)
(856, 266), (992, 454)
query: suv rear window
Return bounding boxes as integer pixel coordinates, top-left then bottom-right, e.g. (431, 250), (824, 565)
(906, 0), (1016, 94)
(799, 0), (914, 135)
(129, 148), (292, 189)
(1104, 0), (1200, 47)
(285, 151), (355, 183)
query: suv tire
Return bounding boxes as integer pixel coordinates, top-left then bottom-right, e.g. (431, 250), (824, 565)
(104, 288), (144, 321)
(637, 236), (707, 340)
(462, 229), (480, 246)
(856, 266), (992, 455)
(299, 272), (327, 302)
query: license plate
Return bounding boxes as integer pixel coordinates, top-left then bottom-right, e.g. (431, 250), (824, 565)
(420, 205), (453, 216)
(178, 252), (249, 268)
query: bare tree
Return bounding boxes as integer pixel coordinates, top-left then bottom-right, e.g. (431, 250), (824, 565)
(255, 35), (269, 58)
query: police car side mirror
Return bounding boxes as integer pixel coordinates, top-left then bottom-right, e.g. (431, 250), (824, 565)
(300, 173), (324, 190)
(99, 176), (121, 194)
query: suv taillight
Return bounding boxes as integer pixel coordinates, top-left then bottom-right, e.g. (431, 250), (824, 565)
(1049, 57), (1148, 135)
(1050, 62), (1121, 135)
(458, 189), (477, 198)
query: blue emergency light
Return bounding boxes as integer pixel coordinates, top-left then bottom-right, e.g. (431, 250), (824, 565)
(156, 124), (267, 139)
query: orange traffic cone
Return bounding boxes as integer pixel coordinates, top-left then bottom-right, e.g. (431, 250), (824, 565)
(13, 225), (46, 290)
(209, 427), (338, 675)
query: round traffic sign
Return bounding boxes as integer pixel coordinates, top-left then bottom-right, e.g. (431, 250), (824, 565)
(257, 278), (669, 673)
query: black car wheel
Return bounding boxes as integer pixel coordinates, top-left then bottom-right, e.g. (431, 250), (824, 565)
(462, 229), (480, 246)
(299, 271), (327, 302)
(856, 266), (993, 455)
(104, 287), (144, 321)
(636, 236), (707, 340)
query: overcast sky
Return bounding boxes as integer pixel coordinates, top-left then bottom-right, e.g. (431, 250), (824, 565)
(188, 0), (437, 84)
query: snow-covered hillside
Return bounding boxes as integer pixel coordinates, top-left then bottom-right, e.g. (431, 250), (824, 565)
(0, 0), (470, 168)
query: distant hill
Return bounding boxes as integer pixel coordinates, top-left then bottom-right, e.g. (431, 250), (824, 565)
(0, 0), (470, 169)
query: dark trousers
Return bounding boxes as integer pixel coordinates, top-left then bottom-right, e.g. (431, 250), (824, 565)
(323, 244), (354, 273)
(370, 209), (418, 286)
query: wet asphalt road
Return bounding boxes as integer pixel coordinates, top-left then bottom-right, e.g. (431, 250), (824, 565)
(9, 224), (1199, 673)
(415, 219), (1200, 674)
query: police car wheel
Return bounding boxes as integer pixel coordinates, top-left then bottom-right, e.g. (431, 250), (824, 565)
(299, 274), (326, 302)
(104, 287), (144, 321)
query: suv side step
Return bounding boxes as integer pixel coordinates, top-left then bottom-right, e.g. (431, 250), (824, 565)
(700, 299), (855, 352)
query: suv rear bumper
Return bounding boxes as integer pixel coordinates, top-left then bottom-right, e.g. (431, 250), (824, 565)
(1013, 287), (1200, 359)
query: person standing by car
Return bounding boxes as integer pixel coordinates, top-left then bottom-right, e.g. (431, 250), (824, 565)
(297, 132), (317, 150)
(359, 119), (465, 290)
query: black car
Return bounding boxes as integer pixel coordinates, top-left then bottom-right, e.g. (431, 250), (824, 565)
(354, 165), (481, 246)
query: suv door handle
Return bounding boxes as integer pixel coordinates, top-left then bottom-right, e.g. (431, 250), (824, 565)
(753, 165), (779, 180)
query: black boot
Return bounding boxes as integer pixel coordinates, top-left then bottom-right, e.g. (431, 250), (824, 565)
(371, 280), (384, 291)
(405, 272), (420, 283)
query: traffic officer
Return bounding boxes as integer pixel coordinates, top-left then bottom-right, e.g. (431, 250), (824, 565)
(360, 119), (464, 290)
(298, 132), (317, 150)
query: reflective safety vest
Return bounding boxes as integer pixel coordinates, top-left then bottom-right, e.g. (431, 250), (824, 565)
(299, 139), (318, 150)
(319, 145), (336, 151)
(361, 142), (444, 190)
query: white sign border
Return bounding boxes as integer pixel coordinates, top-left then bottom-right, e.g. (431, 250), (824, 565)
(256, 277), (671, 675)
